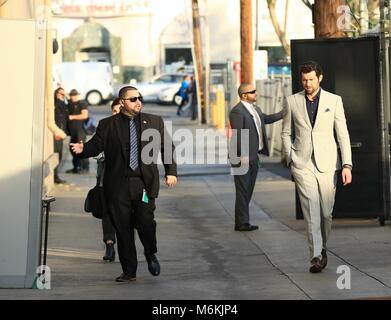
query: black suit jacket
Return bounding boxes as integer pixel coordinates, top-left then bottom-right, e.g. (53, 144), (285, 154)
(229, 102), (282, 165)
(80, 112), (177, 200)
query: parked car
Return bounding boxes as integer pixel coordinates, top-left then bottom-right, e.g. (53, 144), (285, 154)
(116, 73), (188, 104)
(54, 62), (114, 105)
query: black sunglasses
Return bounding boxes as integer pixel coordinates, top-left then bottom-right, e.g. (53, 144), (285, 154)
(242, 90), (256, 94)
(122, 96), (143, 103)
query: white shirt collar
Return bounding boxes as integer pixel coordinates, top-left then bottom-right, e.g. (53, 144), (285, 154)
(241, 100), (256, 114)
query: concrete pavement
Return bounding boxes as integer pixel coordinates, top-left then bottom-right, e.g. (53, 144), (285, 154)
(1, 104), (391, 300)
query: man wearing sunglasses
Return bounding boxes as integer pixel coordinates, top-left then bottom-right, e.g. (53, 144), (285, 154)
(229, 83), (282, 232)
(70, 86), (177, 282)
(53, 87), (69, 184)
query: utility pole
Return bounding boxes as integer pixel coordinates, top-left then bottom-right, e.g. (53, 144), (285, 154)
(314, 0), (346, 38)
(240, 0), (253, 83)
(202, 0), (210, 125)
(191, 0), (206, 123)
(379, 0), (391, 224)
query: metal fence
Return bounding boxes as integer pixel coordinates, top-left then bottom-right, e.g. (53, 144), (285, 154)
(256, 76), (292, 157)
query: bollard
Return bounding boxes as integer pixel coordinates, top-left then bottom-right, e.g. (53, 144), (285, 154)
(216, 89), (225, 130)
(33, 196), (56, 289)
(41, 196), (55, 267)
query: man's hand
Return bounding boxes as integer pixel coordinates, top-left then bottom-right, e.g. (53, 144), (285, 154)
(341, 168), (352, 186)
(70, 141), (84, 154)
(55, 135), (62, 141)
(240, 156), (249, 165)
(165, 175), (177, 187)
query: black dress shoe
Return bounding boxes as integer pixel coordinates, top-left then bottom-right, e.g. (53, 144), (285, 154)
(146, 254), (160, 276)
(234, 224), (259, 231)
(103, 243), (115, 262)
(115, 273), (136, 282)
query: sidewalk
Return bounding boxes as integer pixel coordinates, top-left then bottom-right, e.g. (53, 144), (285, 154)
(1, 105), (391, 300)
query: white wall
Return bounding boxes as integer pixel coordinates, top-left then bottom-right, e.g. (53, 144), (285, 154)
(257, 0), (313, 46)
(0, 18), (45, 288)
(52, 0), (314, 68)
(207, 0), (241, 63)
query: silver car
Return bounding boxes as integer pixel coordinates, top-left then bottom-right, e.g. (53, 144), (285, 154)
(116, 73), (187, 104)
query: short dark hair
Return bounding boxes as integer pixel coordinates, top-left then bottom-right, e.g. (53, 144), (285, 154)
(300, 61), (323, 78)
(110, 98), (121, 109)
(118, 86), (138, 99)
(54, 87), (65, 98)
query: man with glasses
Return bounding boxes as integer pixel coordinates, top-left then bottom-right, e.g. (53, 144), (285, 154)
(229, 83), (282, 231)
(53, 87), (69, 184)
(70, 86), (177, 282)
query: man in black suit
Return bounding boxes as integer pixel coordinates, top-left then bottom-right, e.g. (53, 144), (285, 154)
(70, 86), (177, 282)
(53, 87), (69, 184)
(229, 83), (282, 231)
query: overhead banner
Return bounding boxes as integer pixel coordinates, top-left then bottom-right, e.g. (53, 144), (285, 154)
(51, 0), (152, 17)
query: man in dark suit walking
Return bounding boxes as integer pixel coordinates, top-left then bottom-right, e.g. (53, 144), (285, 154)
(70, 86), (177, 282)
(229, 83), (282, 231)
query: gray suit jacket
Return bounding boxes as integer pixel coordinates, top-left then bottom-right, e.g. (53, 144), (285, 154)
(281, 89), (352, 172)
(229, 102), (282, 165)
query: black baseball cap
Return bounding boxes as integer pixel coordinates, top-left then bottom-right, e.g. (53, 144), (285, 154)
(69, 89), (80, 96)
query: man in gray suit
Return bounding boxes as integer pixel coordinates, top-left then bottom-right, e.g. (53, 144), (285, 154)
(229, 83), (282, 231)
(282, 61), (352, 273)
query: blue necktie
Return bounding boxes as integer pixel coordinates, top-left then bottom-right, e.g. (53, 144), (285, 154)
(129, 119), (139, 170)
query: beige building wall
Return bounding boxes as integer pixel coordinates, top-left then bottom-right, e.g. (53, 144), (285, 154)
(52, 18), (84, 65)
(0, 0), (35, 18)
(207, 0), (241, 64)
(52, 15), (155, 67)
(0, 0), (64, 194)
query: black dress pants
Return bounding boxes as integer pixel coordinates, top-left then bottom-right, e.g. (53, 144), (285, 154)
(102, 211), (116, 244)
(53, 138), (63, 178)
(233, 160), (259, 227)
(108, 177), (157, 276)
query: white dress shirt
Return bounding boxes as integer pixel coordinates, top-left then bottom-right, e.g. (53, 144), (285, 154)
(241, 100), (263, 151)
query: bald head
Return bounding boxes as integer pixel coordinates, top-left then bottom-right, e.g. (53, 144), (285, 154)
(238, 83), (257, 104)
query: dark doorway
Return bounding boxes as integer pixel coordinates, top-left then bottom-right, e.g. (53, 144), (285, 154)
(165, 48), (192, 65)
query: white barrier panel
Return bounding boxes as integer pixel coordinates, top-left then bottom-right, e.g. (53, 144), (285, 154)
(0, 18), (46, 288)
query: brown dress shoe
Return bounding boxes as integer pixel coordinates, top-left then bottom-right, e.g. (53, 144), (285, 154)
(309, 258), (322, 273)
(320, 249), (328, 269)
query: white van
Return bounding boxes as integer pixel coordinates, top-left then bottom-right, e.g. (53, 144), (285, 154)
(54, 62), (114, 105)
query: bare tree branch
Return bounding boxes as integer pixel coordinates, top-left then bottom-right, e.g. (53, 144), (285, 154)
(0, 0), (9, 8)
(300, 0), (313, 10)
(267, 0), (291, 56)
